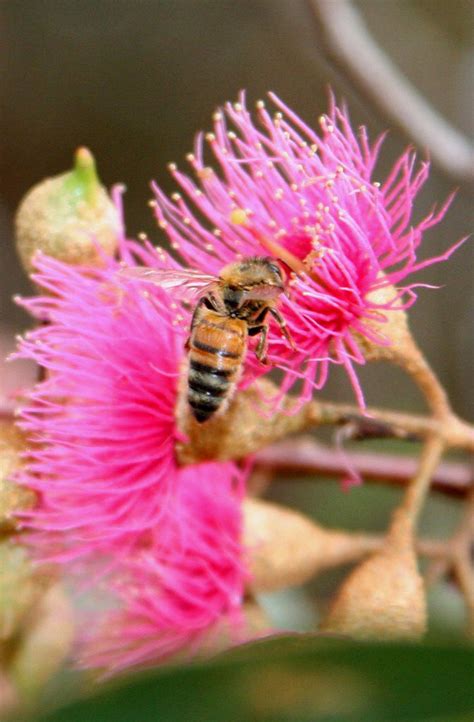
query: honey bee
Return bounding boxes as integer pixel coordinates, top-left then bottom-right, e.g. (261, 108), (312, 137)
(120, 257), (294, 423)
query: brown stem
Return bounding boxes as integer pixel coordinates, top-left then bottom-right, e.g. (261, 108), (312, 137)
(450, 487), (474, 638)
(307, 0), (474, 185)
(177, 378), (473, 464)
(311, 401), (473, 452)
(395, 435), (446, 534)
(254, 438), (472, 498)
(387, 337), (452, 421)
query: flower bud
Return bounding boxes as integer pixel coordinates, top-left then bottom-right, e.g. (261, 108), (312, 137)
(9, 583), (74, 701)
(0, 421), (36, 533)
(320, 527), (426, 640)
(244, 498), (379, 593)
(15, 147), (120, 274)
(356, 284), (413, 363)
(0, 541), (49, 640)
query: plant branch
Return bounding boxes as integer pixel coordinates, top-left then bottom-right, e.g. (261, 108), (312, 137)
(253, 437), (472, 498)
(178, 380), (474, 464)
(307, 0), (474, 185)
(397, 435), (446, 532)
(450, 486), (474, 638)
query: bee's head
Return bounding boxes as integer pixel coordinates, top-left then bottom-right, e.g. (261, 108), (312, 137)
(220, 256), (285, 306)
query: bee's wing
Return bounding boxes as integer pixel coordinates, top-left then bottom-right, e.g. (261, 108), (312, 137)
(118, 265), (218, 302)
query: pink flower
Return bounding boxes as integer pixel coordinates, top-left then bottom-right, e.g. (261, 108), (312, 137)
(13, 241), (245, 670)
(81, 464), (244, 672)
(150, 92), (460, 407)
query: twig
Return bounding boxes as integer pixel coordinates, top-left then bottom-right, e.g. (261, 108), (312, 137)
(308, 400), (473, 452)
(178, 376), (473, 464)
(307, 0), (474, 185)
(424, 483), (474, 638)
(398, 435), (445, 531)
(450, 486), (474, 638)
(253, 437), (472, 498)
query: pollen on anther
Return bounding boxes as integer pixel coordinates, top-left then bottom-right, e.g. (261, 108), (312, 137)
(198, 167), (214, 180)
(186, 153), (195, 163)
(256, 100), (265, 109)
(230, 208), (248, 225)
(172, 193), (181, 202)
(167, 163), (177, 172)
(148, 199), (157, 208)
(138, 232), (148, 241)
(158, 220), (168, 229)
(205, 133), (216, 143)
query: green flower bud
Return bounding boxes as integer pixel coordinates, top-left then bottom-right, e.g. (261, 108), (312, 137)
(15, 148), (120, 274)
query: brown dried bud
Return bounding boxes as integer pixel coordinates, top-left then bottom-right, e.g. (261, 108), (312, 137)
(0, 541), (50, 640)
(321, 520), (426, 640)
(15, 147), (120, 274)
(0, 421), (36, 533)
(244, 498), (379, 593)
(9, 583), (74, 700)
(354, 284), (413, 363)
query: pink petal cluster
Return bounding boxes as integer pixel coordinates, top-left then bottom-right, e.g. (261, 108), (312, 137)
(13, 246), (245, 671)
(151, 92), (458, 407)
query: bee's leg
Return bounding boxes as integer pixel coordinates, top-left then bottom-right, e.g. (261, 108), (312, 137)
(249, 324), (269, 364)
(269, 307), (297, 350)
(206, 293), (225, 313)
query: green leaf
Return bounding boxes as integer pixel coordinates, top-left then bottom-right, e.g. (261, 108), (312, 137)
(23, 636), (474, 722)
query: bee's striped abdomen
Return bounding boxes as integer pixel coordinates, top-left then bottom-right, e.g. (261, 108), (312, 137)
(187, 314), (246, 423)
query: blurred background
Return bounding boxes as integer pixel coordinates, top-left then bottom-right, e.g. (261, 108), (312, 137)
(0, 0), (473, 685)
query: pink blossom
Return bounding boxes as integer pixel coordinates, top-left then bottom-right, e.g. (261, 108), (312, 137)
(13, 245), (245, 670)
(150, 92), (460, 407)
(81, 464), (244, 672)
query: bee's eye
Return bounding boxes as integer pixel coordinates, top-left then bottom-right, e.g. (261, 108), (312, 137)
(268, 262), (282, 277)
